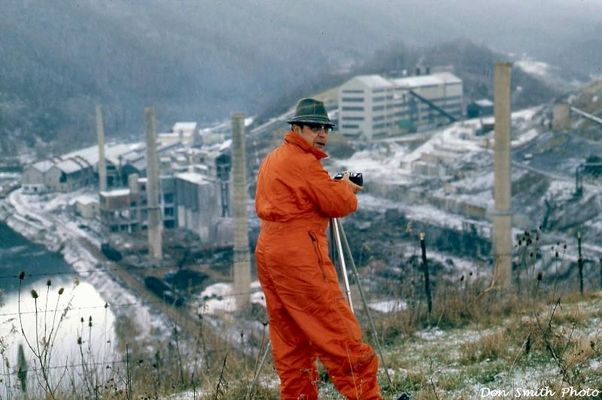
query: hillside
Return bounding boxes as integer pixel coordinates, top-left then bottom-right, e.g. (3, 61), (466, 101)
(257, 39), (570, 127)
(1, 0), (599, 158)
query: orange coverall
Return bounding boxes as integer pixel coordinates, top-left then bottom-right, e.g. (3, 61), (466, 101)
(255, 131), (382, 399)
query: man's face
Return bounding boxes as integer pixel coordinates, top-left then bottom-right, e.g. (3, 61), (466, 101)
(294, 123), (331, 150)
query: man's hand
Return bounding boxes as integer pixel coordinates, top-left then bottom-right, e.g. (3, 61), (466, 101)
(340, 173), (362, 194)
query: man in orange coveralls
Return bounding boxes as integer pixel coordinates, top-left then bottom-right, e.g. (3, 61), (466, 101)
(255, 98), (383, 400)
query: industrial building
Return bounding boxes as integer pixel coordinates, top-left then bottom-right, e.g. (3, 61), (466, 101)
(99, 175), (177, 233)
(337, 70), (463, 140)
(96, 145), (231, 244)
(21, 116), (234, 248)
(174, 172), (221, 245)
(22, 157), (94, 194)
(158, 122), (202, 147)
(21, 142), (185, 195)
(72, 195), (100, 219)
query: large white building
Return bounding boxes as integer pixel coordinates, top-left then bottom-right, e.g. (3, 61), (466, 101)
(338, 71), (463, 140)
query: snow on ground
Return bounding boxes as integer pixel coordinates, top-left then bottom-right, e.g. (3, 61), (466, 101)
(453, 170), (494, 194)
(516, 59), (553, 80)
(333, 141), (411, 184)
(0, 172), (20, 179)
(511, 127), (539, 148)
(414, 327), (445, 341)
(359, 193), (470, 232)
(368, 299), (407, 313)
(197, 281), (265, 315)
(545, 179), (577, 203)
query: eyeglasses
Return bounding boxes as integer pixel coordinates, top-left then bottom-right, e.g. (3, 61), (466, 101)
(304, 124), (332, 133)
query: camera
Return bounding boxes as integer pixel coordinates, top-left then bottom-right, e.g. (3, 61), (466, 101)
(333, 171), (363, 187)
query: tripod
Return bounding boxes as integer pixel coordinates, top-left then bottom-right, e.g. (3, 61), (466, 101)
(247, 219), (392, 399)
(329, 217), (392, 385)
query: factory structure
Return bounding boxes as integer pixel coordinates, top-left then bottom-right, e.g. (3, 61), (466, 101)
(337, 68), (463, 140)
(20, 121), (235, 249)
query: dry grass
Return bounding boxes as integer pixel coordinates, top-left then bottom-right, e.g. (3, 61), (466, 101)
(3, 274), (601, 399)
(459, 330), (510, 365)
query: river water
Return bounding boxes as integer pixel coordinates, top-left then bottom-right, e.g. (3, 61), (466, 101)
(0, 222), (117, 389)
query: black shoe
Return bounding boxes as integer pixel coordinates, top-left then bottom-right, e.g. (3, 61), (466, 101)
(397, 394), (411, 400)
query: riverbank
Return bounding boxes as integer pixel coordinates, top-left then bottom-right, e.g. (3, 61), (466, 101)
(0, 189), (172, 344)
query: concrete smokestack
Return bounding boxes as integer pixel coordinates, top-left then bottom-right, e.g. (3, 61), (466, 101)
(145, 107), (163, 260)
(492, 62), (513, 288)
(96, 105), (107, 192)
(231, 113), (251, 309)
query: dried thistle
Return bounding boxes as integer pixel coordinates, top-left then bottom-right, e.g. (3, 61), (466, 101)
(30, 289), (38, 299)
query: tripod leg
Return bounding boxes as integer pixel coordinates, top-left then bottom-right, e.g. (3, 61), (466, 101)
(246, 342), (271, 400)
(332, 218), (353, 311)
(335, 218), (393, 385)
(329, 220), (337, 266)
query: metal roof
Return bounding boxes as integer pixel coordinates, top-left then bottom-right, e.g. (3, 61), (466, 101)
(350, 75), (395, 89)
(61, 143), (143, 167)
(432, 72), (462, 85)
(172, 122), (197, 132)
(393, 72), (462, 88)
(175, 172), (210, 186)
(56, 159), (88, 174)
(100, 188), (131, 197)
(31, 160), (55, 173)
(73, 195), (99, 205)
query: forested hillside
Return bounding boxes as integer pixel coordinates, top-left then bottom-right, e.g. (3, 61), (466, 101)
(0, 0), (598, 156)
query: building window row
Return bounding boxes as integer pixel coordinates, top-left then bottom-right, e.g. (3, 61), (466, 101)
(342, 90), (364, 94)
(392, 111), (410, 118)
(342, 106), (364, 111)
(341, 124), (360, 129)
(341, 97), (364, 103)
(341, 116), (365, 121)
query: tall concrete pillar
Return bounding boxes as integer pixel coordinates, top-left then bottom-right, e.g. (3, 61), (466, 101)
(492, 62), (513, 287)
(96, 105), (107, 192)
(231, 113), (251, 309)
(145, 107), (163, 260)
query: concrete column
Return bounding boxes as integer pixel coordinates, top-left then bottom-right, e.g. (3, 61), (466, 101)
(492, 62), (513, 288)
(552, 103), (571, 131)
(96, 105), (107, 192)
(145, 107), (163, 260)
(231, 113), (251, 309)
